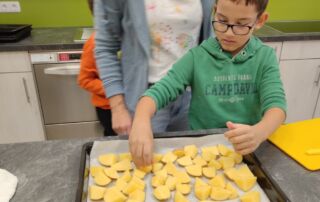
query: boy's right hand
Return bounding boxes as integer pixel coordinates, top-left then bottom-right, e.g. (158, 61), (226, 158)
(129, 117), (154, 167)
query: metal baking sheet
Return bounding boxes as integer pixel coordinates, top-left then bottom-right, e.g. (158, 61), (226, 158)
(76, 132), (289, 202)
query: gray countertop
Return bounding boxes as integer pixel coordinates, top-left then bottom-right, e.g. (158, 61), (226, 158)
(1, 25), (320, 52)
(0, 130), (319, 202)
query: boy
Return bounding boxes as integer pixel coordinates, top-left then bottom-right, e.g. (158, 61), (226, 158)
(129, 0), (287, 167)
(77, 0), (116, 136)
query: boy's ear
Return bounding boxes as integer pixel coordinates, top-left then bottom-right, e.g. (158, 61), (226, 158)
(254, 12), (269, 30)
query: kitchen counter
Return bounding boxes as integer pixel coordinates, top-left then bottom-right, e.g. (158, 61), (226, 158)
(0, 129), (319, 202)
(1, 25), (320, 52)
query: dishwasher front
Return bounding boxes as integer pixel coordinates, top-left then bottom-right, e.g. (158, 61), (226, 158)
(31, 51), (104, 139)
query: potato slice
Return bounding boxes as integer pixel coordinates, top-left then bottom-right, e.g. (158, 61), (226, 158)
(89, 185), (106, 200)
(218, 156), (235, 170)
(90, 166), (104, 177)
(208, 159), (222, 170)
(151, 175), (166, 187)
(227, 151), (243, 164)
(184, 145), (198, 159)
(104, 167), (119, 179)
(176, 183), (191, 195)
(185, 164), (202, 177)
(133, 169), (146, 179)
(203, 166), (216, 178)
(195, 184), (211, 201)
(217, 144), (232, 156)
(173, 148), (185, 158)
(104, 186), (127, 202)
(175, 171), (191, 183)
(240, 191), (260, 202)
(174, 191), (190, 202)
(193, 156), (207, 167)
(152, 162), (163, 173)
(226, 182), (238, 199)
(153, 153), (163, 163)
(94, 171), (112, 186)
(210, 186), (231, 201)
(177, 156), (193, 167)
(123, 176), (146, 195)
(139, 165), (152, 173)
(153, 185), (171, 200)
(115, 178), (128, 192)
(237, 165), (255, 178)
(98, 153), (118, 166)
(164, 162), (178, 175)
(195, 177), (208, 188)
(165, 176), (177, 191)
(201, 148), (216, 162)
(208, 174), (226, 188)
(162, 151), (178, 163)
(128, 189), (146, 202)
(224, 167), (238, 181)
(155, 169), (168, 179)
(119, 170), (131, 182)
(112, 159), (132, 171)
(119, 153), (132, 161)
(234, 176), (257, 191)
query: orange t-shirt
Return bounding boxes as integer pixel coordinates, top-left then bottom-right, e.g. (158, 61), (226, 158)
(77, 33), (110, 109)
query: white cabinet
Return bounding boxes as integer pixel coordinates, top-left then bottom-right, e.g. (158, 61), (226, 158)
(0, 52), (45, 143)
(265, 42), (282, 61)
(279, 41), (320, 123)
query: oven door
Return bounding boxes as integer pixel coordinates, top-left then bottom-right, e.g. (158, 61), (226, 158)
(34, 63), (103, 139)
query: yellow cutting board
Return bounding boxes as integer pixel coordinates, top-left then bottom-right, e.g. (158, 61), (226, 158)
(268, 118), (320, 171)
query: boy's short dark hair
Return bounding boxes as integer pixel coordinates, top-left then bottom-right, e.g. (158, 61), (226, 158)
(216, 0), (269, 16)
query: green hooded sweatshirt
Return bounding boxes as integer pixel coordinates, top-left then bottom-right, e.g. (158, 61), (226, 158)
(144, 36), (287, 130)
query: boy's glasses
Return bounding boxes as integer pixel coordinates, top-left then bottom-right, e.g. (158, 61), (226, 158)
(212, 20), (255, 35)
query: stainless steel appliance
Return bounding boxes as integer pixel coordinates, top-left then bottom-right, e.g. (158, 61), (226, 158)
(30, 51), (103, 139)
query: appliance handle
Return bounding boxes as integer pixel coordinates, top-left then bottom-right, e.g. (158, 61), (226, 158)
(315, 65), (320, 86)
(44, 64), (80, 75)
(22, 78), (30, 103)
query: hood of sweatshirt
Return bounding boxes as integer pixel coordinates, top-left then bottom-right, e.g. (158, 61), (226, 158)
(200, 36), (264, 68)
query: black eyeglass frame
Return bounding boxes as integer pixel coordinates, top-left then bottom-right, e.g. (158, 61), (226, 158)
(212, 20), (256, 35)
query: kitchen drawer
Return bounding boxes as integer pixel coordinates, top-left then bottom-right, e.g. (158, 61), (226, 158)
(264, 42), (282, 61)
(45, 121), (104, 140)
(0, 51), (32, 73)
(281, 40), (320, 60)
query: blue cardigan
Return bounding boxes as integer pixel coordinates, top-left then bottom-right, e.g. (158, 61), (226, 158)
(94, 0), (215, 112)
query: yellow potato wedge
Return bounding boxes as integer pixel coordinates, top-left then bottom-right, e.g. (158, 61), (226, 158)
(217, 144), (232, 156)
(184, 145), (198, 159)
(94, 171), (112, 186)
(162, 151), (178, 163)
(89, 185), (106, 200)
(98, 153), (118, 166)
(112, 159), (132, 171)
(240, 191), (260, 202)
(152, 162), (163, 173)
(119, 153), (132, 161)
(210, 186), (231, 201)
(173, 148), (185, 158)
(218, 156), (235, 170)
(175, 171), (191, 183)
(176, 183), (191, 195)
(128, 189), (146, 202)
(153, 185), (171, 201)
(208, 174), (226, 188)
(90, 166), (104, 177)
(208, 159), (222, 170)
(203, 166), (216, 178)
(185, 164), (202, 177)
(195, 184), (211, 201)
(177, 156), (193, 167)
(104, 186), (127, 202)
(193, 156), (207, 167)
(104, 167), (119, 179)
(174, 191), (190, 202)
(226, 182), (238, 199)
(165, 176), (178, 191)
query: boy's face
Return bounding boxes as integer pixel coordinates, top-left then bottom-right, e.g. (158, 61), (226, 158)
(213, 0), (268, 55)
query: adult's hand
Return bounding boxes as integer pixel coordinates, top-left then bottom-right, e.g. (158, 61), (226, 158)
(110, 95), (132, 135)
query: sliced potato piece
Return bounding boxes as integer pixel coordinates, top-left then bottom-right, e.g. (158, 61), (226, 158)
(153, 185), (171, 201)
(234, 176), (257, 191)
(89, 185), (106, 200)
(151, 175), (166, 187)
(164, 162), (178, 175)
(112, 159), (132, 171)
(227, 151), (243, 164)
(115, 178), (128, 192)
(90, 166), (104, 177)
(153, 153), (163, 163)
(224, 167), (238, 181)
(119, 170), (131, 182)
(133, 169), (146, 179)
(208, 174), (226, 188)
(98, 153), (118, 166)
(208, 159), (222, 170)
(177, 156), (193, 167)
(195, 184), (211, 201)
(119, 153), (132, 161)
(165, 176), (177, 191)
(185, 164), (202, 177)
(104, 186), (127, 202)
(217, 156), (235, 170)
(123, 176), (146, 195)
(152, 162), (163, 173)
(184, 145), (198, 159)
(128, 189), (146, 202)
(173, 148), (185, 158)
(210, 186), (231, 201)
(94, 170), (112, 186)
(174, 191), (190, 202)
(138, 165), (152, 173)
(217, 144), (232, 156)
(201, 148), (216, 162)
(175, 171), (191, 183)
(104, 167), (119, 179)
(226, 182), (238, 199)
(240, 191), (260, 202)
(162, 151), (178, 163)
(195, 177), (208, 188)
(203, 166), (216, 178)
(193, 155), (207, 167)
(176, 183), (191, 195)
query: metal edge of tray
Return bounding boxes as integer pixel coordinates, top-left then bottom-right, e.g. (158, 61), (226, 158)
(76, 131), (290, 202)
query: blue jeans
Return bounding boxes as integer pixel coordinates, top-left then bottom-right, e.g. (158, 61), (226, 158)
(151, 90), (191, 133)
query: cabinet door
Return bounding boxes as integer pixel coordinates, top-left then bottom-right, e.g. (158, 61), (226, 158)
(264, 42), (282, 62)
(279, 59), (320, 123)
(0, 73), (45, 143)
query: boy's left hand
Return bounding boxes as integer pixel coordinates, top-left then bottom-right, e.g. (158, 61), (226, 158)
(224, 121), (263, 155)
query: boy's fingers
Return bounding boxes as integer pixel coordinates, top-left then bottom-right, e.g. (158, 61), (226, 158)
(226, 121), (236, 129)
(233, 141), (252, 151)
(236, 147), (253, 155)
(229, 134), (251, 144)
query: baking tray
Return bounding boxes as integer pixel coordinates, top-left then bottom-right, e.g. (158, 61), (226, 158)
(76, 130), (290, 202)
